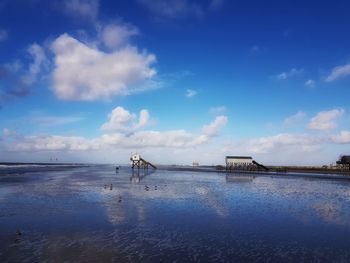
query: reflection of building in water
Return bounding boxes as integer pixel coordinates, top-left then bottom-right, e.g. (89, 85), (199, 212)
(130, 170), (143, 183)
(130, 169), (155, 183)
(225, 174), (255, 183)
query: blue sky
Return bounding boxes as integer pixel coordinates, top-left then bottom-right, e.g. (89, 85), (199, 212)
(1, 0), (350, 165)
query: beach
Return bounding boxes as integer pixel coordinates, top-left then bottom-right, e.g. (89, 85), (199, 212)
(1, 164), (350, 262)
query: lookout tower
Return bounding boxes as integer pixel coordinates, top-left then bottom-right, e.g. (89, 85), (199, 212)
(130, 153), (157, 170)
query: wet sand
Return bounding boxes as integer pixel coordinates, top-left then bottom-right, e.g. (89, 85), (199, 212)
(1, 165), (350, 262)
(161, 165), (350, 181)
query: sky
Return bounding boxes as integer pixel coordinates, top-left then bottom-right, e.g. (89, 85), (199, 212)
(0, 0), (350, 166)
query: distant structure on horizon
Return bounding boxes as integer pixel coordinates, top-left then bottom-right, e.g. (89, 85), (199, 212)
(130, 153), (157, 170)
(225, 156), (253, 167)
(192, 161), (199, 166)
(336, 155), (350, 170)
(225, 156), (269, 172)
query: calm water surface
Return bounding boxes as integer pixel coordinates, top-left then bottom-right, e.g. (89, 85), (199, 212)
(0, 165), (350, 262)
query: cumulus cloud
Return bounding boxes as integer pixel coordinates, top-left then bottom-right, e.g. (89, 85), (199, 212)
(330, 131), (350, 144)
(50, 33), (157, 100)
(325, 63), (350, 82)
(224, 129), (350, 163)
(0, 29), (8, 42)
(2, 20), (159, 104)
(308, 109), (344, 131)
(3, 106), (350, 165)
(100, 24), (139, 49)
(101, 106), (150, 132)
(215, 124), (350, 165)
(232, 133), (320, 154)
(9, 128), (350, 163)
(305, 79), (315, 88)
(186, 89), (197, 97)
(274, 68), (304, 80)
(283, 111), (306, 126)
(101, 107), (133, 132)
(63, 0), (99, 21)
(202, 116), (227, 136)
(135, 109), (150, 129)
(100, 130), (197, 148)
(3, 112), (228, 152)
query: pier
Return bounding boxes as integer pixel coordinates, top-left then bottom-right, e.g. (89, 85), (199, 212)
(130, 154), (157, 170)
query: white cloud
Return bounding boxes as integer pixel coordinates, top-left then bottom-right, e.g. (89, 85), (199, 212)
(101, 106), (150, 132)
(283, 111), (306, 126)
(201, 116), (227, 136)
(23, 43), (47, 85)
(308, 109), (344, 131)
(3, 112), (227, 152)
(10, 135), (98, 152)
(63, 0), (99, 21)
(4, 106), (350, 165)
(186, 89), (197, 97)
(221, 128), (350, 166)
(325, 63), (350, 82)
(275, 68), (304, 80)
(135, 109), (150, 129)
(331, 131), (350, 144)
(101, 106), (133, 132)
(0, 29), (8, 42)
(50, 33), (157, 100)
(100, 24), (138, 49)
(209, 106), (227, 114)
(100, 130), (198, 148)
(10, 128), (350, 165)
(305, 79), (315, 88)
(233, 133), (319, 154)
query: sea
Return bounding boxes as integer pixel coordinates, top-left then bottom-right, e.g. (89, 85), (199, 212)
(0, 163), (350, 262)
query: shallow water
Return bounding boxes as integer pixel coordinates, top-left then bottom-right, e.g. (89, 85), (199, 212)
(1, 165), (350, 262)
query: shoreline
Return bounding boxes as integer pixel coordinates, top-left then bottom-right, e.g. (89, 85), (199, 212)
(1, 162), (350, 182)
(158, 165), (350, 181)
